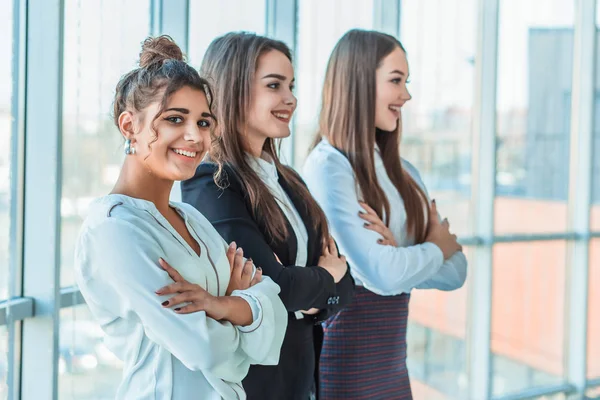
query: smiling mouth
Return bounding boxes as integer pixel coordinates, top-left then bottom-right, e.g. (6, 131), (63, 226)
(171, 148), (197, 158)
(272, 111), (291, 123)
(388, 105), (402, 114)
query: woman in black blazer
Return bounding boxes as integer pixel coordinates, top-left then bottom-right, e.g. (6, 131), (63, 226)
(181, 32), (355, 400)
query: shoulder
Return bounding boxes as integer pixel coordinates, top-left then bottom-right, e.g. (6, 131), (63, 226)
(183, 161), (243, 193)
(303, 140), (353, 178)
(401, 158), (429, 195)
(79, 197), (158, 246)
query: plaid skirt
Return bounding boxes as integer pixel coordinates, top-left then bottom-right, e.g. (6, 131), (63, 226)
(319, 286), (412, 400)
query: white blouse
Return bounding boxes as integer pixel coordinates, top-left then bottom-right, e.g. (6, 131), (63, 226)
(303, 139), (467, 296)
(248, 153), (309, 319)
(74, 194), (288, 400)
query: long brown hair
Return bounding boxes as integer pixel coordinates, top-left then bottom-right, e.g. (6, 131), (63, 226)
(312, 29), (430, 244)
(201, 32), (330, 245)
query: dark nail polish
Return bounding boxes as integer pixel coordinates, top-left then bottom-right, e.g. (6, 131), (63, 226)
(161, 301), (169, 306)
(174, 308), (181, 312)
(257, 267), (262, 271)
(363, 223), (369, 227)
(248, 258), (253, 263)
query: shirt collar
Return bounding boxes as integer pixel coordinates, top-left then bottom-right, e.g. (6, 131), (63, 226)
(246, 151), (279, 182)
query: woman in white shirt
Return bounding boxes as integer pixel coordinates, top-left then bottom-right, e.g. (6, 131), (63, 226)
(181, 32), (355, 400)
(303, 29), (468, 400)
(74, 36), (287, 400)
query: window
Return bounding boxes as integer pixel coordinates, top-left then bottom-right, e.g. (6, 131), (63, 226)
(494, 0), (574, 234)
(293, 0), (375, 167)
(60, 0), (152, 287)
(491, 241), (567, 396)
(59, 0), (151, 394)
(187, 0), (267, 67)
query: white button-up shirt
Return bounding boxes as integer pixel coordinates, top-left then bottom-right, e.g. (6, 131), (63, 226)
(74, 194), (288, 400)
(303, 139), (467, 296)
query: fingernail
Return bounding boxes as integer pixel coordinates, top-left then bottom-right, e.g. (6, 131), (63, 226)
(229, 242), (236, 249)
(161, 301), (169, 306)
(248, 258), (253, 263)
(432, 199), (436, 205)
(377, 239), (383, 244)
(174, 308), (181, 312)
(257, 267), (262, 271)
(363, 223), (369, 227)
(236, 247), (243, 254)
(358, 211), (365, 215)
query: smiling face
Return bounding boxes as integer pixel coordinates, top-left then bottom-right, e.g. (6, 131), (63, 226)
(374, 46), (412, 132)
(119, 85), (214, 181)
(243, 49), (297, 149)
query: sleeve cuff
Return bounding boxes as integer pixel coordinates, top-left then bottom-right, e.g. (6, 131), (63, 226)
(230, 290), (263, 333)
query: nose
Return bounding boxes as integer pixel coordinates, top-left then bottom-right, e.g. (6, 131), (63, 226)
(284, 92), (297, 108)
(184, 125), (211, 150)
(403, 87), (412, 102)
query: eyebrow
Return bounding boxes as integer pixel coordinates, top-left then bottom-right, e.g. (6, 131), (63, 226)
(262, 73), (295, 82)
(165, 108), (215, 119)
(389, 70), (406, 76)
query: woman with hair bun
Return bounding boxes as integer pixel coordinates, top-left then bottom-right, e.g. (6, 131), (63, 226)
(74, 35), (287, 400)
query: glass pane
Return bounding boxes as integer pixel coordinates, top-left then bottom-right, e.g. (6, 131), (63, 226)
(592, 5), (600, 232)
(491, 241), (566, 396)
(399, 0), (476, 238)
(588, 385), (600, 398)
(0, 326), (8, 399)
(60, 0), (151, 287)
(0, 0), (14, 301)
(588, 239), (600, 379)
(408, 247), (472, 399)
(293, 0), (374, 168)
(494, 0), (574, 234)
(187, 0), (267, 67)
(58, 305), (123, 399)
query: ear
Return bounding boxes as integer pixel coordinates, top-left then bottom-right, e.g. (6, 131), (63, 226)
(118, 111), (137, 140)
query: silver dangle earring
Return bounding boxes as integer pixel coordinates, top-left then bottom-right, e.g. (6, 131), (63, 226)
(124, 139), (136, 155)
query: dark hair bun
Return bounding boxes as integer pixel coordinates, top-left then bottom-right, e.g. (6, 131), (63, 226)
(139, 35), (184, 68)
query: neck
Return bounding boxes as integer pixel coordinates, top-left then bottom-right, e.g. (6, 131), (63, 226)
(111, 157), (174, 215)
(244, 132), (267, 158)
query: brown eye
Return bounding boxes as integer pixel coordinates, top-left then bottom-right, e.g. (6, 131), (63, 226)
(165, 116), (183, 123)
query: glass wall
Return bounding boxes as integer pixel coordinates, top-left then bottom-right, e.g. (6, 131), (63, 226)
(58, 305), (122, 399)
(396, 0), (476, 398)
(293, 0), (374, 167)
(58, 0), (151, 395)
(494, 0), (574, 235)
(399, 0), (477, 238)
(2, 0), (599, 398)
(0, 0), (14, 303)
(187, 0), (267, 67)
(0, 0), (14, 397)
(589, 239), (600, 380)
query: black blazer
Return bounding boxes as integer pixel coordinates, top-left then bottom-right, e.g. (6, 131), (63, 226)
(181, 161), (355, 400)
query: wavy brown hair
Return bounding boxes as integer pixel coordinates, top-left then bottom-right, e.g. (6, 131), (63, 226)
(201, 32), (330, 245)
(312, 29), (430, 244)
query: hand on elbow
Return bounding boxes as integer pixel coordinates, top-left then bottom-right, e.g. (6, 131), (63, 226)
(156, 258), (220, 317)
(318, 237), (348, 283)
(225, 242), (263, 295)
(425, 209), (462, 260)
